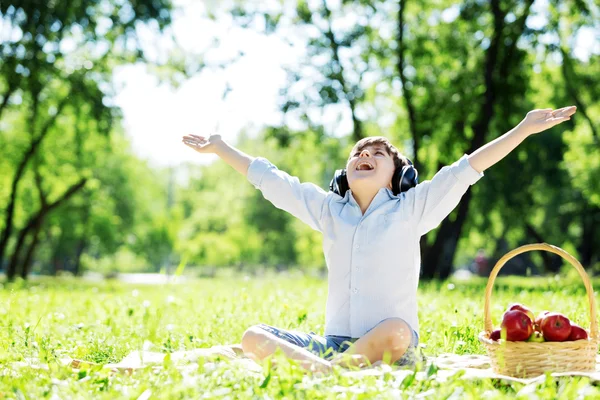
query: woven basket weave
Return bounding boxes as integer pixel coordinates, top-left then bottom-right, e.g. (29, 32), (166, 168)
(478, 243), (599, 378)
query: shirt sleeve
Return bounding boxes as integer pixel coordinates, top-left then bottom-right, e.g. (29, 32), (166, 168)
(403, 154), (484, 236)
(247, 157), (329, 233)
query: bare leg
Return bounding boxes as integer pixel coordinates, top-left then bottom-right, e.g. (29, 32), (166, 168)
(330, 318), (412, 369)
(241, 327), (332, 374)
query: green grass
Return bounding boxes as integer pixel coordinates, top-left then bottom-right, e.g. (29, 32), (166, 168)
(1, 272), (600, 399)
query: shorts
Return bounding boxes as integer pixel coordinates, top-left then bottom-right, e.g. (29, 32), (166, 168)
(256, 317), (422, 367)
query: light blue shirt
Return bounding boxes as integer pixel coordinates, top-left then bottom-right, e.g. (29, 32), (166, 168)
(247, 154), (484, 338)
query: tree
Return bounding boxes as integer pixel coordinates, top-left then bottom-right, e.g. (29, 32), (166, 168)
(0, 0), (173, 278)
(208, 0), (598, 277)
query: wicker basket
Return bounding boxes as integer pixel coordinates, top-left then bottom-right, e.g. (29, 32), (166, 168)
(478, 243), (599, 378)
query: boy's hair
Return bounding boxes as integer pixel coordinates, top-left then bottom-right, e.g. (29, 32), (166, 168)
(349, 136), (409, 171)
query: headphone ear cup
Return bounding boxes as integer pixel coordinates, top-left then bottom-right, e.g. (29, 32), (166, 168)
(339, 169), (349, 197)
(400, 165), (418, 193)
(329, 169), (349, 197)
(391, 168), (403, 195)
(392, 160), (419, 195)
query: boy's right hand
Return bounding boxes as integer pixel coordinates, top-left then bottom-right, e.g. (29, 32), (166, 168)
(182, 134), (223, 154)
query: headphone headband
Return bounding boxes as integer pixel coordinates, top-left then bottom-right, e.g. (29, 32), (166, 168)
(329, 159), (418, 197)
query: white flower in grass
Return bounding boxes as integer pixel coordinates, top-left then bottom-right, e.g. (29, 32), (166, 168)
(143, 300), (151, 308)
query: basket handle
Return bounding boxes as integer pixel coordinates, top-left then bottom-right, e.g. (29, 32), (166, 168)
(483, 243), (598, 340)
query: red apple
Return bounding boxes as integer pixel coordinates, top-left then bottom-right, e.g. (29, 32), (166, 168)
(501, 310), (533, 341)
(507, 303), (535, 323)
(490, 329), (501, 341)
(568, 324), (588, 341)
(541, 312), (572, 342)
(526, 331), (545, 343)
(534, 311), (550, 332)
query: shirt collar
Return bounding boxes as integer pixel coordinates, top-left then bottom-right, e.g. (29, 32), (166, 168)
(335, 187), (397, 212)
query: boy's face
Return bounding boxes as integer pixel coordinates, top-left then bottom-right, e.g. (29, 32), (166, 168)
(346, 144), (396, 195)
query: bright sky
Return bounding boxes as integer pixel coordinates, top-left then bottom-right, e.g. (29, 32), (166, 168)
(112, 0), (306, 168)
(111, 0), (598, 169)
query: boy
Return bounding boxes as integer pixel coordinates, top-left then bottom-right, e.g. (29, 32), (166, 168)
(182, 106), (576, 374)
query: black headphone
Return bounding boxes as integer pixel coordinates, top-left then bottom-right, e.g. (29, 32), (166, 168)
(329, 158), (419, 197)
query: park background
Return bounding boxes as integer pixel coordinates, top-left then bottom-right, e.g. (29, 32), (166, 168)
(1, 1), (600, 398)
(0, 0), (598, 280)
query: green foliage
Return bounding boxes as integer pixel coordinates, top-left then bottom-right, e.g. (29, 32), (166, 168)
(0, 0), (177, 277)
(564, 126), (600, 206)
(1, 0), (598, 276)
(216, 0), (599, 275)
(174, 129), (336, 270)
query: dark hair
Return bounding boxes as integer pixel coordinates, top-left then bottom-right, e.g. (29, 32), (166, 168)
(349, 136), (409, 171)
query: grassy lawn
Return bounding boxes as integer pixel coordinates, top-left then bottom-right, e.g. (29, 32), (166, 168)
(1, 272), (599, 398)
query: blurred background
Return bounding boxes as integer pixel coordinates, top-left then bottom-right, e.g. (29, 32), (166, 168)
(0, 0), (598, 282)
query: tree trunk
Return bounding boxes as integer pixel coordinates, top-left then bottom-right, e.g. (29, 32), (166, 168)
(0, 91), (71, 267)
(419, 5), (501, 279)
(420, 0), (534, 280)
(0, 112), (40, 267)
(397, 0), (432, 260)
(50, 229), (64, 275)
(73, 239), (87, 276)
(524, 222), (562, 273)
(6, 217), (37, 280)
(21, 218), (44, 279)
(6, 178), (87, 280)
(396, 0), (421, 172)
(0, 78), (17, 122)
(579, 203), (599, 269)
(560, 48), (598, 142)
(321, 0), (363, 141)
(73, 197), (92, 276)
(421, 189), (473, 279)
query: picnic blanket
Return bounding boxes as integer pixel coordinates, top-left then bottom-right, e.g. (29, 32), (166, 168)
(12, 344), (600, 385)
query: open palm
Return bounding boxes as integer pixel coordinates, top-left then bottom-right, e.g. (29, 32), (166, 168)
(523, 106), (577, 135)
(182, 134), (222, 153)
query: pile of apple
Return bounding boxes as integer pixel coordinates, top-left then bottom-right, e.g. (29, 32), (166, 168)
(489, 303), (589, 343)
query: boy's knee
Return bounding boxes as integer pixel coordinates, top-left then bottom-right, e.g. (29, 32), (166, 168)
(378, 319), (412, 352)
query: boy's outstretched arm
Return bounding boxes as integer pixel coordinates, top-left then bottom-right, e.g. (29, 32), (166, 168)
(182, 134), (254, 176)
(182, 133), (329, 233)
(405, 106), (577, 236)
(467, 106), (576, 174)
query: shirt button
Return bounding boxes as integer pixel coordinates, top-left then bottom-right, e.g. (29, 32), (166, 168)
(355, 244), (360, 249)
(353, 288), (358, 294)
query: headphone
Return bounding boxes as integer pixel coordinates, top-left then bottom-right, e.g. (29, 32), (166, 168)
(329, 158), (419, 197)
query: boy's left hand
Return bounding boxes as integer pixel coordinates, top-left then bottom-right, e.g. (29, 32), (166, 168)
(520, 106), (577, 135)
